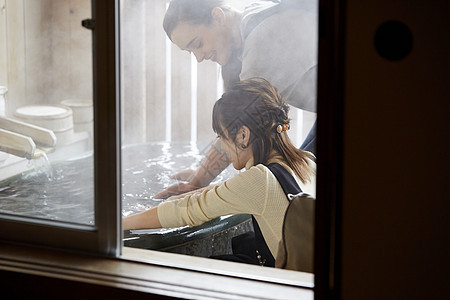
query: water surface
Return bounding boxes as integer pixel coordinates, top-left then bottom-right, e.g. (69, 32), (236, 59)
(0, 142), (237, 226)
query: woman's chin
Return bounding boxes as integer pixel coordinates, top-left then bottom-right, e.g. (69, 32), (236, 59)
(232, 163), (244, 171)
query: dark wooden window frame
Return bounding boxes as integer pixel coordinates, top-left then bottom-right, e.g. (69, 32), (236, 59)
(0, 0), (345, 298)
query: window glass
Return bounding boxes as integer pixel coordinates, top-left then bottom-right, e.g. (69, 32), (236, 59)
(120, 0), (318, 272)
(0, 0), (94, 226)
(120, 0), (243, 255)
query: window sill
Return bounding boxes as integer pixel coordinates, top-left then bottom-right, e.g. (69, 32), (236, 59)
(0, 242), (313, 299)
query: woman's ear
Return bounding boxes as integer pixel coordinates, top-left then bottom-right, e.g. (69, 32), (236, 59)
(211, 7), (226, 26)
(239, 126), (251, 148)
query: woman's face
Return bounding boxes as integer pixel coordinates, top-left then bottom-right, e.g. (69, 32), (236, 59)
(219, 130), (252, 171)
(170, 20), (234, 66)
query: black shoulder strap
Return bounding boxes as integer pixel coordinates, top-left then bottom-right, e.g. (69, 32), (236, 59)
(246, 163), (303, 267)
(266, 163), (302, 198)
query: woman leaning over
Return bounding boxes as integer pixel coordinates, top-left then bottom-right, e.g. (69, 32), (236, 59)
(124, 78), (316, 266)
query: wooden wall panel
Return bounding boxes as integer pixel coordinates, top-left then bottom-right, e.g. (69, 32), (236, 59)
(170, 45), (191, 141)
(145, 0), (166, 142)
(66, 0), (92, 101)
(49, 1), (74, 103)
(197, 61), (219, 144)
(24, 0), (50, 106)
(121, 0), (146, 144)
(0, 0), (7, 88)
(5, 0), (26, 116)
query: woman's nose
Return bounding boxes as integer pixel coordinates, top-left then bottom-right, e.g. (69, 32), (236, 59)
(193, 50), (204, 62)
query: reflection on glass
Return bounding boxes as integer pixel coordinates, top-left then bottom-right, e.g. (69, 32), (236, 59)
(0, 1), (94, 225)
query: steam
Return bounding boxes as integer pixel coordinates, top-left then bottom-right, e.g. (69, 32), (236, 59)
(120, 0), (318, 146)
(5, 1), (93, 116)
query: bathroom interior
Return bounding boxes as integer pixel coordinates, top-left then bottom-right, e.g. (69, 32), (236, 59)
(0, 0), (316, 257)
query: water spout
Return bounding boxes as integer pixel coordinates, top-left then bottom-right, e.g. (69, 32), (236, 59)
(0, 128), (36, 159)
(0, 116), (57, 159)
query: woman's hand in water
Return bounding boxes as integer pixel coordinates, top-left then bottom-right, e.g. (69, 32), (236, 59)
(155, 146), (230, 199)
(169, 168), (196, 181)
(153, 169), (197, 199)
(154, 182), (199, 199)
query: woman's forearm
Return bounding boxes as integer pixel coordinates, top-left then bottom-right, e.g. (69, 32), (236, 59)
(190, 145), (230, 187)
(123, 207), (162, 230)
(166, 186), (211, 201)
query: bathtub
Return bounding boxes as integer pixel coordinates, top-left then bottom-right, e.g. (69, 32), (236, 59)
(120, 142), (253, 257)
(0, 141), (253, 257)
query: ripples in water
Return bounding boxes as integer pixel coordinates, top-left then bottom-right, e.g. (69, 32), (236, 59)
(0, 142), (237, 226)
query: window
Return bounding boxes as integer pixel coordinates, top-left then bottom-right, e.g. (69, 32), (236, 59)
(0, 0), (338, 298)
(119, 0), (320, 284)
(0, 0), (120, 255)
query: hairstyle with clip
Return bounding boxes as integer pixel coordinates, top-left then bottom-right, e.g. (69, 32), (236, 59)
(212, 77), (315, 183)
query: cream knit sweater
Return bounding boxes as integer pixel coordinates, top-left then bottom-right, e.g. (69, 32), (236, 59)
(157, 156), (316, 258)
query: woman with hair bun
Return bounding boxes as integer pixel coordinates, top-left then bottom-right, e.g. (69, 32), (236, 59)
(124, 78), (316, 266)
(155, 0), (318, 199)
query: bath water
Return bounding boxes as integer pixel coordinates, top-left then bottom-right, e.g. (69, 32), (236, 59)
(0, 151), (94, 224)
(0, 142), (237, 226)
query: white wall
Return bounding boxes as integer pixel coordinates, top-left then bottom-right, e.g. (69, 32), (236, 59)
(0, 0), (92, 116)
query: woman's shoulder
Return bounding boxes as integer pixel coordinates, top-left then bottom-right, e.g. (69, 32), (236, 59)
(241, 1), (278, 25)
(247, 161), (288, 183)
(225, 163), (276, 189)
(263, 157), (316, 197)
(241, 2), (317, 37)
(240, 163), (271, 179)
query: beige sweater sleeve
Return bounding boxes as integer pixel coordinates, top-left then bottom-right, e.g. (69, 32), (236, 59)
(157, 160), (316, 257)
(157, 165), (270, 228)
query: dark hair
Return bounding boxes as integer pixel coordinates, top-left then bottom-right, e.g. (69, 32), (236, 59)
(163, 0), (229, 39)
(212, 77), (315, 183)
